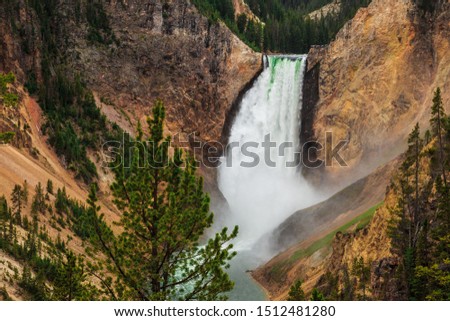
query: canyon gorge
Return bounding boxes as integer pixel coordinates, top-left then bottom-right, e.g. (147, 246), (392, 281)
(0, 0), (449, 301)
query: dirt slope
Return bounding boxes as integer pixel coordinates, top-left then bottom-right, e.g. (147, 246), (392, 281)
(0, 92), (120, 300)
(253, 158), (399, 299)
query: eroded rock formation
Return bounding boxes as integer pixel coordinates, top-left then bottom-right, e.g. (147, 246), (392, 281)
(303, 0), (450, 190)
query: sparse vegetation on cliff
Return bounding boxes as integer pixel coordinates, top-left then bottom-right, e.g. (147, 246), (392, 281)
(24, 1), (123, 183)
(0, 103), (239, 300)
(0, 72), (18, 108)
(0, 185), (98, 300)
(387, 88), (450, 300)
(0, 132), (15, 144)
(306, 88), (450, 301)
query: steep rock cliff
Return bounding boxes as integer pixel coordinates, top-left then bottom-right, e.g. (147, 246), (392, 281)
(0, 0), (262, 194)
(1, 0), (262, 143)
(303, 0), (450, 189)
(77, 0), (262, 144)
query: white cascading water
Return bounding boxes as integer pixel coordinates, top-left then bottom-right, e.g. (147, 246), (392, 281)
(219, 55), (320, 254)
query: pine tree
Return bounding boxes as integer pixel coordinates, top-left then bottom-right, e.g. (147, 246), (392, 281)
(430, 176), (450, 270)
(391, 88), (450, 300)
(10, 184), (25, 218)
(31, 182), (46, 215)
(310, 288), (325, 301)
(237, 14), (248, 34)
(287, 280), (306, 301)
(55, 187), (67, 214)
(407, 123), (423, 246)
(351, 257), (371, 300)
(0, 72), (18, 108)
(424, 129), (431, 145)
(22, 180), (28, 205)
(89, 100), (238, 301)
(47, 179), (54, 195)
(0, 196), (9, 241)
(318, 271), (339, 300)
(52, 252), (93, 301)
(340, 265), (355, 300)
(430, 88), (447, 187)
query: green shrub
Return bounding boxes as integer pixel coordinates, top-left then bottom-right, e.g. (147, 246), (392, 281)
(0, 132), (15, 144)
(0, 72), (19, 107)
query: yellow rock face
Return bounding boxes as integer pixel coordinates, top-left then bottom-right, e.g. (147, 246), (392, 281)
(307, 0), (450, 187)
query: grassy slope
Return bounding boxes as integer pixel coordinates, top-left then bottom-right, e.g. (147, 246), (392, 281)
(267, 202), (383, 286)
(288, 202), (383, 263)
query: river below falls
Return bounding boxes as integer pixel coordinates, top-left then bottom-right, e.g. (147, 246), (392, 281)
(227, 251), (267, 301)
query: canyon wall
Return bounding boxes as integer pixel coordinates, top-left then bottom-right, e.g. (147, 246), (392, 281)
(302, 0), (450, 190)
(0, 0), (262, 194)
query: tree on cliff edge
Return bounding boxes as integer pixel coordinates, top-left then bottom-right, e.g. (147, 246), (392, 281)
(88, 100), (238, 301)
(430, 87), (447, 187)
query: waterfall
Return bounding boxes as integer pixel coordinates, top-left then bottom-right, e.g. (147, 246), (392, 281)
(218, 55), (320, 254)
